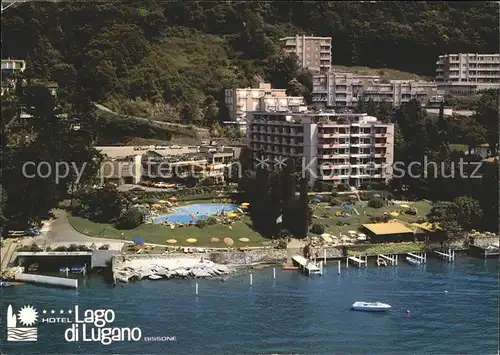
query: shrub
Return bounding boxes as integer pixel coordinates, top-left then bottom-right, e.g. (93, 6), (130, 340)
(359, 182), (372, 190)
(336, 183), (349, 192)
(98, 244), (110, 250)
(310, 222), (325, 235)
(115, 208), (145, 229)
(67, 244), (79, 252)
(201, 177), (215, 186)
(336, 221), (343, 226)
(278, 229), (292, 238)
(370, 182), (386, 190)
(17, 245), (31, 252)
(369, 216), (384, 223)
(330, 198), (342, 206)
(406, 207), (418, 215)
(321, 195), (332, 203)
(331, 191), (338, 197)
(206, 216), (217, 225)
(54, 245), (68, 252)
(359, 192), (371, 201)
(196, 219), (207, 228)
(78, 244), (91, 251)
(368, 198), (384, 208)
(30, 244), (43, 252)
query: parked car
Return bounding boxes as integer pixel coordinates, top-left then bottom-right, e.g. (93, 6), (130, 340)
(25, 228), (40, 236)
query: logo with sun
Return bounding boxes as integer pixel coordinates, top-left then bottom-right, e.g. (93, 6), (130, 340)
(17, 305), (38, 327)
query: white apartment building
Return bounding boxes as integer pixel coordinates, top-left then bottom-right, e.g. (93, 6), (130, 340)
(247, 107), (394, 188)
(313, 72), (444, 107)
(1, 59), (26, 72)
(279, 35), (332, 72)
(224, 83), (304, 128)
(435, 53), (500, 95)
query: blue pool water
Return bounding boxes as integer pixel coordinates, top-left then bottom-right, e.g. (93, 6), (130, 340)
(152, 203), (239, 224)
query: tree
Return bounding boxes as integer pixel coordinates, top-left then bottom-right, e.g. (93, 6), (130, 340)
(427, 202), (461, 238)
(115, 208), (144, 229)
(473, 89), (499, 155)
(453, 196), (483, 231)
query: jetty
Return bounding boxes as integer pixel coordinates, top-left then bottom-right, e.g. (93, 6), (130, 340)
(291, 255), (321, 275)
(346, 255), (367, 268)
(435, 249), (455, 262)
(406, 252), (426, 263)
(377, 254), (398, 266)
(14, 273), (78, 288)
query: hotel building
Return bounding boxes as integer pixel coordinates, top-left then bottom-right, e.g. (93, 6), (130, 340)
(224, 83), (304, 132)
(279, 35), (332, 72)
(247, 107), (394, 188)
(312, 72), (444, 107)
(435, 53), (500, 95)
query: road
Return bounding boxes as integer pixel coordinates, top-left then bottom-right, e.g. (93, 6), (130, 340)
(94, 103), (209, 136)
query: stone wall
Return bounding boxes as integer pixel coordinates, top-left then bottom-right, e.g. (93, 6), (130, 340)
(209, 249), (287, 265)
(471, 236), (499, 248)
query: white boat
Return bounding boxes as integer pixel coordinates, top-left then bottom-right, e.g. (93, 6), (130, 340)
(406, 256), (422, 265)
(352, 301), (392, 312)
(148, 274), (163, 280)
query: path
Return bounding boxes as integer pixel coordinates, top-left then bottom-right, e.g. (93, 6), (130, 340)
(94, 103), (209, 137)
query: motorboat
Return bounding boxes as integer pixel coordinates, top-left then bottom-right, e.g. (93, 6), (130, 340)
(406, 256), (422, 265)
(148, 274), (163, 280)
(352, 301), (392, 312)
(27, 263), (38, 272)
(282, 266), (299, 271)
(0, 281), (25, 287)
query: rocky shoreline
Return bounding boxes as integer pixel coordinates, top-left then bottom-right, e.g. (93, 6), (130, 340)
(113, 255), (232, 283)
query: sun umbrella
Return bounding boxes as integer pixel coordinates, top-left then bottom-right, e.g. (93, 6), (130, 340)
(169, 197), (178, 201)
(166, 239), (177, 244)
(224, 237), (234, 246)
(186, 238), (197, 244)
(239, 237), (250, 243)
(241, 202), (249, 206)
(348, 230), (356, 234)
(400, 204), (410, 208)
(133, 236), (144, 245)
(237, 208), (245, 214)
(210, 237), (220, 243)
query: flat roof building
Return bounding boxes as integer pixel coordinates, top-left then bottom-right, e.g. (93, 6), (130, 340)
(313, 72), (444, 107)
(279, 35), (332, 73)
(436, 53), (500, 95)
(247, 107), (394, 189)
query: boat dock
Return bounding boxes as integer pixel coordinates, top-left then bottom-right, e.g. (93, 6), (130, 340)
(346, 255), (367, 268)
(377, 254), (398, 266)
(14, 273), (78, 288)
(406, 252), (426, 263)
(291, 255), (322, 275)
(435, 249), (455, 262)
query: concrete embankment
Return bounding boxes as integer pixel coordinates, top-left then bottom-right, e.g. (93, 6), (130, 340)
(15, 273), (78, 288)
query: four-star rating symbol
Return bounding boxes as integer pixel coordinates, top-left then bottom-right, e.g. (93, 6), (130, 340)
(274, 156), (287, 169)
(42, 309), (73, 314)
(255, 157), (269, 169)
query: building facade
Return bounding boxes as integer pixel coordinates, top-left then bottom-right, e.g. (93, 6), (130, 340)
(224, 83), (304, 123)
(1, 59), (26, 73)
(313, 72), (444, 107)
(247, 107), (394, 188)
(436, 53), (500, 95)
(279, 35), (332, 72)
(98, 146), (235, 185)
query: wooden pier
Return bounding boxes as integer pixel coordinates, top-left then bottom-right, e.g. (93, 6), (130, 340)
(406, 252), (426, 263)
(377, 254), (398, 266)
(291, 255), (322, 275)
(346, 255), (367, 268)
(435, 249), (455, 262)
(15, 273), (78, 288)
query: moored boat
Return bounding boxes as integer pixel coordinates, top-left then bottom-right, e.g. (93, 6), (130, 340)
(148, 274), (163, 280)
(352, 301), (392, 312)
(406, 256), (422, 266)
(0, 281), (25, 287)
(282, 266), (299, 271)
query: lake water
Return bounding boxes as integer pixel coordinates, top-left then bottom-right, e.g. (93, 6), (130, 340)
(1, 256), (498, 354)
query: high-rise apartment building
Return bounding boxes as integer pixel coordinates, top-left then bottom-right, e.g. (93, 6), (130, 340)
(279, 35), (332, 72)
(312, 72), (443, 107)
(436, 53), (500, 95)
(247, 107), (394, 188)
(224, 83), (304, 131)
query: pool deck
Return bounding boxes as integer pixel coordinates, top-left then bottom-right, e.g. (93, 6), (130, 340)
(152, 203), (239, 224)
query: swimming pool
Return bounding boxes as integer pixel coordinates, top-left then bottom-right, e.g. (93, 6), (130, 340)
(152, 203), (239, 224)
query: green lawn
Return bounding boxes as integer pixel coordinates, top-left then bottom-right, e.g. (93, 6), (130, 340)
(68, 214), (270, 248)
(450, 144), (468, 152)
(309, 200), (433, 238)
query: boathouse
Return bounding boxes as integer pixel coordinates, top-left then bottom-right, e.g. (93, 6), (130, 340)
(362, 222), (415, 242)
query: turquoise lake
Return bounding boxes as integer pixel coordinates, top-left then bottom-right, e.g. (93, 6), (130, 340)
(0, 256), (498, 354)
